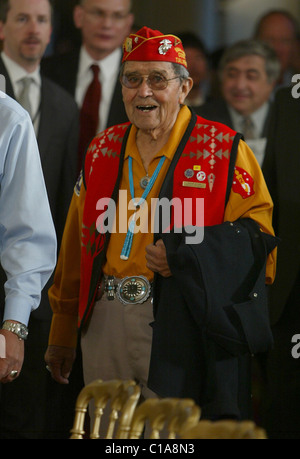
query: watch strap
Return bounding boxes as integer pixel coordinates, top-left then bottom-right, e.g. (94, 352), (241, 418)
(2, 321), (28, 340)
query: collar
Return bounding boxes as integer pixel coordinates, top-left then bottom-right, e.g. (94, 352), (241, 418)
(228, 102), (269, 136)
(78, 46), (122, 81)
(125, 105), (192, 163)
(1, 52), (41, 87)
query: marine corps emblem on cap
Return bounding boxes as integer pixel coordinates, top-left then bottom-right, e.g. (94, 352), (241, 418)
(159, 39), (173, 55)
(122, 26), (187, 69)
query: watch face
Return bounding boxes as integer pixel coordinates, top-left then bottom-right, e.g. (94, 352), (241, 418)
(17, 325), (28, 339)
(19, 327), (28, 339)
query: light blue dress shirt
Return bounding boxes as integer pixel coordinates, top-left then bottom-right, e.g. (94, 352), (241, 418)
(0, 91), (57, 326)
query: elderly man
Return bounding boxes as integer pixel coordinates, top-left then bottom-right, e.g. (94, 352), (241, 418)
(45, 27), (277, 421)
(196, 40), (280, 167)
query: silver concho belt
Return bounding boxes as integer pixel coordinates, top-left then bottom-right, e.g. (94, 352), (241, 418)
(104, 275), (152, 305)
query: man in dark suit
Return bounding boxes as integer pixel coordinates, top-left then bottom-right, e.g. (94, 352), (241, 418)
(41, 0), (134, 170)
(262, 86), (300, 439)
(196, 39), (280, 167)
(0, 0), (80, 438)
(254, 10), (299, 90)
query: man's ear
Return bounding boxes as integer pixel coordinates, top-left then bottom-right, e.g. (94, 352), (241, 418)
(179, 77), (194, 104)
(73, 5), (84, 30)
(0, 21), (5, 41)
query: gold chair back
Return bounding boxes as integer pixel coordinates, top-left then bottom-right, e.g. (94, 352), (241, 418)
(128, 397), (201, 439)
(70, 379), (141, 439)
(180, 419), (267, 439)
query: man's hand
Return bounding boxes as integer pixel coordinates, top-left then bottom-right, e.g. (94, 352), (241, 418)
(145, 239), (172, 278)
(45, 345), (76, 385)
(0, 330), (24, 383)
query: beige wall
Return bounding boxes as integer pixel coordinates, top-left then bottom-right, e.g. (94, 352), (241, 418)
(132, 0), (202, 32)
(132, 0), (300, 52)
(219, 0), (300, 46)
(131, 0), (219, 51)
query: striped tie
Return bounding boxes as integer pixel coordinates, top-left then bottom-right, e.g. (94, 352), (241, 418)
(18, 77), (33, 118)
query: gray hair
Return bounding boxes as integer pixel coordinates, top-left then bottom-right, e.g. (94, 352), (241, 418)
(171, 63), (190, 81)
(219, 39), (281, 84)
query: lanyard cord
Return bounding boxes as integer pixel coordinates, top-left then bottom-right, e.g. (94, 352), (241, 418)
(120, 155), (166, 260)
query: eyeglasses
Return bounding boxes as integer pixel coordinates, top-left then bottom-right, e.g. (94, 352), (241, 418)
(83, 8), (130, 23)
(120, 73), (181, 90)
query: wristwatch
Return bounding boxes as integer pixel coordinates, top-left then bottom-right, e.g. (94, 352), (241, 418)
(2, 321), (28, 340)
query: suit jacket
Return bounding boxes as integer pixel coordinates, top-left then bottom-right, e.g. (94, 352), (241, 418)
(195, 98), (272, 138)
(0, 57), (79, 321)
(262, 87), (300, 325)
(41, 48), (128, 129)
(149, 219), (276, 420)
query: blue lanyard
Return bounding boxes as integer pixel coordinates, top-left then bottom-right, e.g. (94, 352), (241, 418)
(120, 155), (166, 260)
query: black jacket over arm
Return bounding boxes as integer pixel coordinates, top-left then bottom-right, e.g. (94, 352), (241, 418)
(149, 219), (276, 420)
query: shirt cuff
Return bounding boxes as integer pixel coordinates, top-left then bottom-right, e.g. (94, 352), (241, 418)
(48, 313), (78, 348)
(3, 299), (32, 326)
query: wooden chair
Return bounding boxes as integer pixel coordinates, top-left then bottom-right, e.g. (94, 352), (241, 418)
(128, 398), (201, 439)
(180, 419), (267, 439)
(70, 379), (141, 439)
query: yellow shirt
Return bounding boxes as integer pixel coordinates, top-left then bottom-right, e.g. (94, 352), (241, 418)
(48, 106), (276, 348)
(103, 106), (191, 281)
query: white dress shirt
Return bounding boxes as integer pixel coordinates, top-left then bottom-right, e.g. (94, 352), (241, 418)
(75, 46), (122, 133)
(0, 92), (57, 325)
(1, 52), (42, 135)
(228, 103), (269, 167)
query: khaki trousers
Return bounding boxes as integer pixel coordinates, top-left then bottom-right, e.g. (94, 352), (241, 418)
(81, 293), (157, 401)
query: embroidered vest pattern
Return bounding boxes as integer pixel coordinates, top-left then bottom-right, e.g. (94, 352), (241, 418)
(79, 117), (237, 326)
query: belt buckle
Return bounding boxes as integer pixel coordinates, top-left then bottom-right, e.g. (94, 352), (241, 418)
(116, 276), (151, 305)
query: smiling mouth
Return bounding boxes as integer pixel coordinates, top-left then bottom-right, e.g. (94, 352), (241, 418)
(233, 93), (249, 99)
(24, 40), (40, 46)
(137, 105), (157, 112)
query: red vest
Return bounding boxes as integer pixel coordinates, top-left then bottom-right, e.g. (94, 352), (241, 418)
(79, 113), (238, 326)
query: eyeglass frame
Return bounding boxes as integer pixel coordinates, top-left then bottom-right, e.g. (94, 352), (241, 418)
(81, 7), (131, 23)
(120, 72), (182, 90)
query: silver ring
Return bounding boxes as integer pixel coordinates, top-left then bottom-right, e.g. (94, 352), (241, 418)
(46, 365), (51, 372)
(10, 370), (18, 378)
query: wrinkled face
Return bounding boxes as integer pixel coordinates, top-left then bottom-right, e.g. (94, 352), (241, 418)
(121, 61), (192, 134)
(0, 0), (52, 69)
(257, 14), (296, 74)
(74, 0), (133, 59)
(221, 55), (275, 116)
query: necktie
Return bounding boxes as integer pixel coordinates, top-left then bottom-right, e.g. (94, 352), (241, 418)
(242, 116), (255, 140)
(78, 64), (101, 171)
(18, 77), (33, 118)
